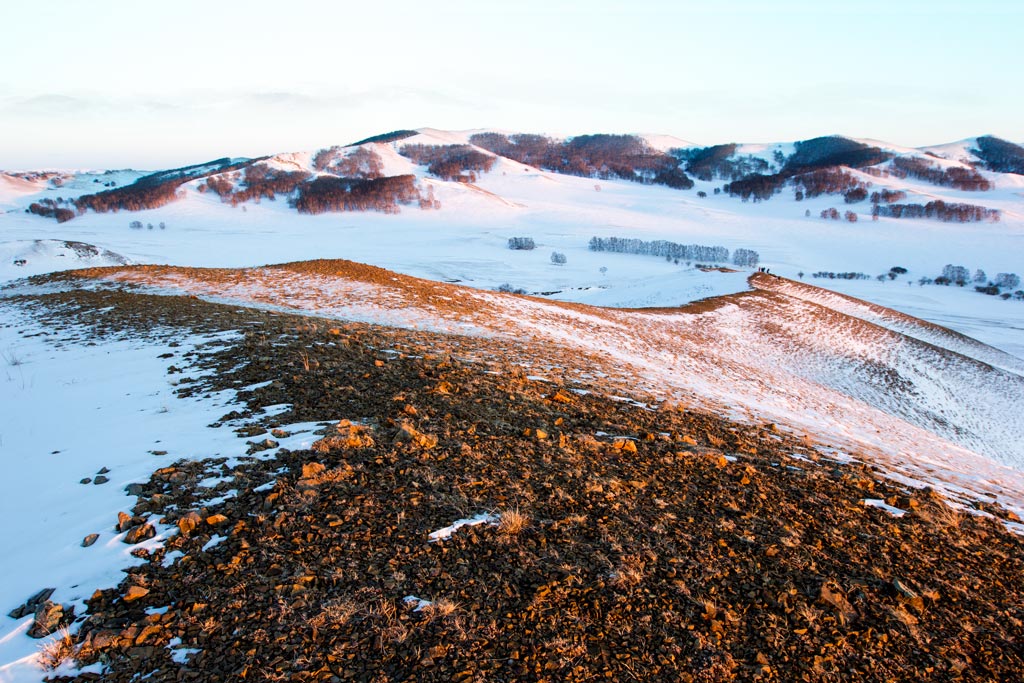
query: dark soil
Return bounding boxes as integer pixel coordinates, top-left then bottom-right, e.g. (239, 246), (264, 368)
(8, 286), (1023, 683)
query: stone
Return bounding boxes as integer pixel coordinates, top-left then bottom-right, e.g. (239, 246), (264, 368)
(206, 513), (229, 526)
(177, 511), (203, 537)
(28, 601), (71, 639)
(124, 586), (150, 602)
(123, 523), (156, 544)
(818, 581), (857, 624)
(80, 477), (92, 484)
(82, 533), (99, 547)
(93, 475), (110, 485)
(394, 422), (438, 450)
(117, 511), (135, 532)
(8, 588), (55, 619)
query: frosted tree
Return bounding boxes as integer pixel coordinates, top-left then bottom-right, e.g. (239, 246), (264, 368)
(996, 273), (1021, 289)
(973, 269), (987, 283)
(551, 251), (567, 265)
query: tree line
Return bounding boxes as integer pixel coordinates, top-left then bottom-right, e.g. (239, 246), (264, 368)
(469, 133), (694, 190)
(291, 175), (422, 214)
(399, 145), (496, 182)
(588, 236), (759, 266)
(889, 157), (991, 191)
(871, 201), (1000, 223)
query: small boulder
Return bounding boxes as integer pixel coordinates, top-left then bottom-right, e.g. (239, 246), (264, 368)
(177, 511), (203, 537)
(124, 586), (150, 603)
(123, 524), (156, 544)
(7, 588), (55, 619)
(205, 514), (229, 527)
(82, 533), (99, 547)
(394, 422), (438, 450)
(93, 475), (110, 485)
(28, 601), (72, 639)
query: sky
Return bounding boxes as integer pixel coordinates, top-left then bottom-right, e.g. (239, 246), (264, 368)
(1, 0), (1021, 168)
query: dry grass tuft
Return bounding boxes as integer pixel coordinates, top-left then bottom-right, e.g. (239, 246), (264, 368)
(498, 508), (530, 536)
(422, 597), (460, 620)
(38, 627), (75, 671)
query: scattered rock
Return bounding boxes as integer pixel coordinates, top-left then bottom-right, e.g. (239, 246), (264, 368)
(177, 511), (203, 537)
(394, 421), (438, 449)
(123, 586), (150, 603)
(97, 467), (110, 475)
(93, 475), (110, 485)
(205, 514), (229, 526)
(80, 477), (92, 484)
(8, 588), (55, 619)
(28, 601), (72, 639)
(123, 524), (156, 544)
(818, 581), (857, 624)
(82, 533), (99, 547)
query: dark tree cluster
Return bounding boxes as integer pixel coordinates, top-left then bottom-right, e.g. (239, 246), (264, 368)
(27, 198), (76, 223)
(732, 248), (760, 268)
(348, 130), (418, 146)
(795, 168), (867, 199)
(469, 133), (694, 190)
(723, 173), (787, 201)
(871, 201), (1000, 223)
(76, 178), (184, 213)
(811, 271), (871, 280)
(75, 158), (250, 216)
(507, 237), (536, 250)
(673, 144), (772, 181)
(588, 236), (736, 264)
(869, 189), (907, 204)
(291, 175), (420, 214)
(225, 165), (311, 205)
(313, 147), (384, 179)
(399, 145), (496, 182)
(784, 136), (892, 172)
(844, 187), (869, 203)
(889, 157), (991, 191)
(971, 135), (1024, 175)
(199, 174), (236, 198)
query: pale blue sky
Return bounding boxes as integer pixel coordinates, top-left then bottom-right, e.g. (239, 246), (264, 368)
(1, 0), (1020, 168)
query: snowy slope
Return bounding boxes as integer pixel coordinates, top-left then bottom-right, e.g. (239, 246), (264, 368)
(61, 262), (1024, 509)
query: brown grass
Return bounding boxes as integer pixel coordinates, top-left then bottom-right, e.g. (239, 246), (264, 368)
(498, 508), (530, 536)
(38, 627), (75, 671)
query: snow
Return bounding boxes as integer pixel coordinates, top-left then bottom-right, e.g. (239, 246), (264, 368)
(0, 300), (322, 682)
(427, 513), (498, 542)
(862, 499), (908, 517)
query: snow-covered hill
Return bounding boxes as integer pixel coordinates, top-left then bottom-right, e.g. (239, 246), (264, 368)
(3, 128), (1022, 363)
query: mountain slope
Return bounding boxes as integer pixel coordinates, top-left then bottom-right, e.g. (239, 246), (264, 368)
(45, 262), (1024, 513)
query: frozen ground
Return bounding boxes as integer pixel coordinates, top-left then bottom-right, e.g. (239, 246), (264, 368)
(0, 304), (332, 682)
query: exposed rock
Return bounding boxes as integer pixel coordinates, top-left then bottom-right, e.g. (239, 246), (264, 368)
(82, 533), (99, 547)
(177, 511), (203, 537)
(123, 523), (155, 544)
(93, 475), (110, 485)
(7, 587), (55, 619)
(818, 581), (857, 624)
(123, 586), (149, 603)
(28, 601), (71, 638)
(394, 421), (438, 449)
(311, 420), (375, 452)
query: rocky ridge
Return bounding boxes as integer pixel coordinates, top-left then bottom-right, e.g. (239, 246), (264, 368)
(3, 283), (1022, 682)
